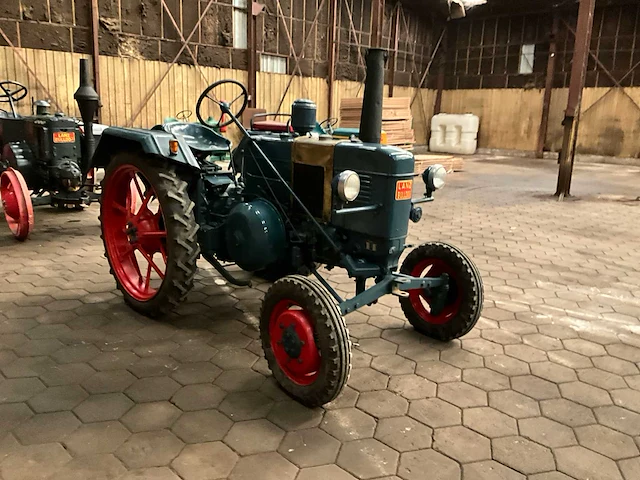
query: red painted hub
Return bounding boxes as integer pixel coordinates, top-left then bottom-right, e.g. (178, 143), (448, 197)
(101, 165), (167, 301)
(408, 258), (461, 325)
(0, 168), (34, 241)
(269, 299), (321, 386)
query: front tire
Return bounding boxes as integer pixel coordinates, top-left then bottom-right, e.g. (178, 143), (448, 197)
(100, 153), (200, 317)
(261, 275), (351, 407)
(400, 242), (483, 341)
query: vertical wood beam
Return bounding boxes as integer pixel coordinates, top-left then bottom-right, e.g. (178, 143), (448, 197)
(328, 0), (338, 117)
(371, 0), (384, 48)
(91, 0), (101, 121)
(388, 3), (400, 97)
(536, 12), (559, 159)
(247, 1), (258, 108)
(555, 0), (596, 199)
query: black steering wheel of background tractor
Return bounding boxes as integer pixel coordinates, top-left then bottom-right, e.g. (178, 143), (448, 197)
(319, 117), (339, 134)
(196, 79), (248, 129)
(175, 109), (192, 121)
(0, 81), (28, 117)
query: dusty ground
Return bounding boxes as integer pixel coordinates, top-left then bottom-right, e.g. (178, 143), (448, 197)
(0, 155), (639, 480)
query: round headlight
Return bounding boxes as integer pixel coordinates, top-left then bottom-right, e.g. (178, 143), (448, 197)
(336, 170), (361, 202)
(424, 164), (447, 191)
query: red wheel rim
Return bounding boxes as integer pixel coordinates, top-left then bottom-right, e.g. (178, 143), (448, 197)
(269, 299), (321, 386)
(408, 258), (462, 325)
(0, 168), (33, 241)
(101, 165), (168, 302)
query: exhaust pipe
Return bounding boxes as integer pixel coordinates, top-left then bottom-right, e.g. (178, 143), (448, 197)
(74, 59), (100, 179)
(359, 48), (388, 144)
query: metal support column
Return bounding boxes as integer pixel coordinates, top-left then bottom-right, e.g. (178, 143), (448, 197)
(328, 0), (338, 117)
(555, 0), (596, 199)
(91, 0), (101, 122)
(247, 1), (259, 108)
(388, 4), (400, 97)
(536, 12), (559, 159)
(371, 0), (384, 48)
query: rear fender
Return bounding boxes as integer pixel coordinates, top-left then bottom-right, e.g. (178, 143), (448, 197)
(92, 126), (200, 170)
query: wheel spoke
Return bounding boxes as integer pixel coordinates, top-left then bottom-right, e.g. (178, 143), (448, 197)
(134, 190), (154, 220)
(137, 230), (167, 239)
(112, 202), (128, 216)
(139, 249), (165, 279)
(206, 93), (221, 106)
(230, 91), (244, 106)
(133, 174), (145, 199)
(143, 261), (152, 291)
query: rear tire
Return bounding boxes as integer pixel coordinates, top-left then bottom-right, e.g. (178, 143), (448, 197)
(100, 153), (200, 317)
(261, 275), (351, 407)
(399, 242), (483, 341)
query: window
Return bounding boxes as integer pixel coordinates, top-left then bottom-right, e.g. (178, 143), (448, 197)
(233, 0), (247, 49)
(519, 44), (535, 74)
(260, 54), (287, 74)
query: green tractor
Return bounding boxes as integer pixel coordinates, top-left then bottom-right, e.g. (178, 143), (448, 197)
(92, 48), (483, 407)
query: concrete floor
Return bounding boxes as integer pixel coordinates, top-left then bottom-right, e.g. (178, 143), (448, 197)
(0, 156), (639, 480)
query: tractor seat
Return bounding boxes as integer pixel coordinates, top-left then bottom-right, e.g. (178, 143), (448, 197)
(252, 120), (293, 133)
(161, 122), (230, 155)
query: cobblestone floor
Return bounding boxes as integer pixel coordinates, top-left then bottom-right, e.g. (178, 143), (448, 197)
(1, 156), (640, 480)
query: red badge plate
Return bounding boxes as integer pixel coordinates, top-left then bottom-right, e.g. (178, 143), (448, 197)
(395, 179), (413, 201)
(53, 131), (76, 143)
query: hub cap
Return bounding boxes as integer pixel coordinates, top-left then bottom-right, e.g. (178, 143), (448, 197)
(0, 168), (33, 241)
(408, 258), (461, 325)
(102, 165), (167, 301)
(269, 299), (321, 385)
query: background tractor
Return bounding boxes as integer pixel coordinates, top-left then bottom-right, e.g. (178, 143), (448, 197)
(0, 59), (101, 240)
(93, 48), (484, 407)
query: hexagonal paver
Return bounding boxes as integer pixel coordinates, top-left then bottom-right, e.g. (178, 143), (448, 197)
(540, 398), (596, 427)
(321, 407), (376, 442)
(116, 430), (184, 469)
(337, 438), (399, 479)
(374, 416), (432, 452)
(268, 400), (323, 431)
(171, 409), (233, 443)
(434, 425), (491, 463)
(74, 393), (134, 422)
(564, 339), (607, 357)
(51, 344), (101, 364)
(47, 454), (126, 480)
(416, 361), (462, 383)
(441, 348), (483, 369)
(63, 421), (131, 456)
(462, 461), (525, 480)
(492, 436), (555, 475)
(0, 443), (72, 480)
(348, 368), (389, 392)
(27, 384), (88, 413)
(356, 390), (409, 418)
(575, 424), (639, 460)
(211, 348), (259, 370)
(0, 378), (45, 403)
(214, 369), (265, 392)
(504, 344), (548, 363)
(171, 362), (222, 385)
(296, 465), (357, 480)
(14, 411), (81, 445)
(278, 428), (341, 467)
(356, 338), (398, 357)
(224, 419), (285, 455)
(578, 368), (626, 390)
(0, 403), (33, 432)
(388, 374), (436, 400)
(519, 417), (577, 448)
(530, 361), (578, 384)
(463, 407), (518, 438)
(489, 390), (540, 419)
(409, 398), (462, 428)
(559, 381), (612, 407)
(619, 457), (640, 480)
(126, 377), (181, 402)
(485, 355), (530, 376)
(512, 375), (560, 400)
(37, 363), (95, 386)
(548, 350), (593, 369)
(612, 389), (640, 413)
(172, 442), (238, 480)
(593, 356), (638, 376)
(90, 351), (139, 371)
(121, 402), (182, 432)
(398, 449), (460, 480)
(555, 446), (623, 480)
(438, 382), (488, 408)
(229, 452), (298, 480)
(462, 368), (510, 391)
(172, 384), (226, 412)
(594, 405), (640, 435)
(82, 370), (137, 394)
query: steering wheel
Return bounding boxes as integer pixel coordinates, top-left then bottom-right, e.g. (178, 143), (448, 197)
(175, 109), (192, 121)
(0, 81), (28, 103)
(196, 79), (248, 129)
(319, 117), (339, 134)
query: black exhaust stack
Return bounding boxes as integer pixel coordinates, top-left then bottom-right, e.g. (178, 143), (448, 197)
(74, 59), (100, 177)
(359, 48), (388, 144)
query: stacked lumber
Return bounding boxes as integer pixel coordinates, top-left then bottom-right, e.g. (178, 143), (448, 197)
(414, 154), (465, 174)
(339, 97), (415, 149)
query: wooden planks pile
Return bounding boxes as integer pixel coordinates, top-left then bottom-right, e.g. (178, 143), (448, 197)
(414, 154), (465, 173)
(339, 97), (415, 149)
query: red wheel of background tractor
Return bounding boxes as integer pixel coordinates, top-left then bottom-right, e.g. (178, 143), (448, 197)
(0, 168), (34, 241)
(100, 153), (199, 317)
(400, 242), (483, 341)
(261, 275), (351, 407)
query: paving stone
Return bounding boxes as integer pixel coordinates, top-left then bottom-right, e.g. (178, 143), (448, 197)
(481, 329), (522, 346)
(540, 398), (597, 427)
(492, 436), (555, 475)
(607, 343), (640, 362)
(462, 368), (510, 391)
(578, 367), (627, 390)
(575, 424), (639, 460)
(512, 375), (560, 400)
(116, 430), (184, 469)
(388, 374), (436, 400)
(14, 411), (81, 445)
(229, 452), (298, 480)
(224, 419), (285, 455)
(125, 377), (181, 402)
(398, 449), (460, 480)
(28, 384), (88, 413)
(530, 361), (578, 384)
(485, 355), (530, 376)
(90, 351), (139, 371)
(548, 350), (593, 369)
(348, 367), (389, 392)
(117, 467), (182, 480)
(408, 398), (462, 428)
(47, 454), (126, 480)
(74, 393), (134, 422)
(171, 409), (233, 443)
(82, 370), (137, 394)
(434, 425), (491, 463)
(171, 362), (222, 385)
(172, 442), (238, 480)
(321, 407), (376, 441)
(0, 403), (33, 432)
(555, 446), (623, 480)
(564, 339), (607, 357)
(63, 421), (130, 456)
(278, 428), (341, 467)
(215, 368), (265, 392)
(371, 355), (416, 375)
(560, 381), (612, 407)
(0, 377), (45, 403)
(489, 390), (540, 419)
(619, 457), (640, 480)
(356, 390), (409, 418)
(594, 405), (640, 436)
(128, 356), (180, 378)
(527, 474), (575, 480)
(374, 416), (433, 452)
(337, 438), (399, 479)
(462, 461), (525, 480)
(415, 361), (461, 383)
(2, 356), (56, 378)
(522, 333), (563, 351)
(397, 343), (440, 363)
(121, 401), (181, 432)
(519, 417), (577, 448)
(51, 344), (101, 364)
(463, 407), (518, 438)
(324, 386), (360, 410)
(504, 344), (548, 363)
(211, 348), (259, 369)
(296, 465), (357, 480)
(0, 443), (72, 480)
(268, 400), (324, 431)
(438, 382), (488, 408)
(440, 348), (483, 369)
(612, 388), (640, 413)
